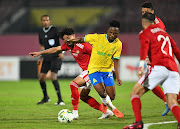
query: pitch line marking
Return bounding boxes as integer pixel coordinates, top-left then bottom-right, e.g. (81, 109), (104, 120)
(144, 121), (177, 129)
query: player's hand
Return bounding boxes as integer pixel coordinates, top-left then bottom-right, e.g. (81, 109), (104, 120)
(37, 57), (43, 65)
(29, 52), (41, 57)
(58, 53), (64, 59)
(137, 66), (144, 78)
(116, 78), (122, 86)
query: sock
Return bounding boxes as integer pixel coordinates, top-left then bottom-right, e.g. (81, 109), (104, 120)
(177, 92), (180, 105)
(131, 95), (142, 122)
(52, 80), (63, 102)
(101, 95), (116, 111)
(171, 104), (180, 123)
(70, 81), (79, 110)
(152, 86), (166, 103)
(40, 81), (48, 98)
(82, 96), (102, 111)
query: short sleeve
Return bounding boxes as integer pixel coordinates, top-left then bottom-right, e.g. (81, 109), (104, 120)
(113, 41), (122, 59)
(84, 33), (98, 45)
(61, 44), (70, 51)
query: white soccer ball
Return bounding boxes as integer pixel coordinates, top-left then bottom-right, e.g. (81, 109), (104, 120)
(58, 109), (73, 123)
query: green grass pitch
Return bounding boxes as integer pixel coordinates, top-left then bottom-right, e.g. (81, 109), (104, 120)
(0, 79), (177, 129)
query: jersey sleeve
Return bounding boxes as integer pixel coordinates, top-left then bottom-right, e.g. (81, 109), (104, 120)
(139, 32), (150, 60)
(61, 44), (70, 51)
(84, 33), (98, 45)
(113, 41), (122, 59)
(170, 36), (180, 63)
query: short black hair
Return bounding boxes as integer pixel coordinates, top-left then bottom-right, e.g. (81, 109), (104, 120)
(142, 2), (154, 10)
(142, 12), (155, 22)
(41, 14), (50, 20)
(59, 27), (75, 39)
(109, 20), (120, 29)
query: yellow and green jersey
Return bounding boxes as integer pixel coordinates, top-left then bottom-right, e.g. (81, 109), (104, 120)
(84, 33), (122, 74)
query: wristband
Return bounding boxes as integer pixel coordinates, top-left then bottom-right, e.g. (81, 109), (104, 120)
(139, 60), (145, 67)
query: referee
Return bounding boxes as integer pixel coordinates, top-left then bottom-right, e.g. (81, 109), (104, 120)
(37, 14), (64, 105)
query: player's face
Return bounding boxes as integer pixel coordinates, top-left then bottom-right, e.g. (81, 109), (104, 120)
(107, 27), (119, 42)
(142, 8), (154, 15)
(63, 34), (75, 47)
(41, 16), (51, 29)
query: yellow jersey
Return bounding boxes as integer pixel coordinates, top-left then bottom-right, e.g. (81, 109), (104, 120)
(84, 33), (122, 74)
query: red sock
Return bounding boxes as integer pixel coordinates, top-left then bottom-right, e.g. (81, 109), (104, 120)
(177, 92), (180, 105)
(70, 81), (79, 110)
(131, 95), (142, 122)
(171, 104), (180, 123)
(86, 97), (102, 111)
(152, 86), (166, 103)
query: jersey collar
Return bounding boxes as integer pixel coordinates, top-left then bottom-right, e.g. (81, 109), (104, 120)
(105, 34), (116, 43)
(43, 25), (53, 33)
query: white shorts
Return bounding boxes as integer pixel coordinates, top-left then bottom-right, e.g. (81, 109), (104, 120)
(79, 70), (93, 90)
(138, 66), (180, 95)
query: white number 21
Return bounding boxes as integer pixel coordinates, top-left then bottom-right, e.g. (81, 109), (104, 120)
(157, 35), (172, 57)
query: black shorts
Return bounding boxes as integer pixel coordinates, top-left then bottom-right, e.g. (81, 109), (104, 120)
(41, 59), (62, 73)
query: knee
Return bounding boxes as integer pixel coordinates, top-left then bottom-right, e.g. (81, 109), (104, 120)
(39, 75), (45, 82)
(51, 73), (57, 81)
(109, 95), (115, 101)
(98, 90), (107, 98)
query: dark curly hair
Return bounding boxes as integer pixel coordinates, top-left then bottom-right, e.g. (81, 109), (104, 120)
(59, 27), (75, 39)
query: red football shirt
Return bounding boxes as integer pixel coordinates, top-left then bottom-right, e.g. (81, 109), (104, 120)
(139, 24), (180, 72)
(61, 43), (92, 71)
(155, 16), (166, 31)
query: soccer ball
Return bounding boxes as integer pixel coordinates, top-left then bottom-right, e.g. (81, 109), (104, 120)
(58, 109), (73, 123)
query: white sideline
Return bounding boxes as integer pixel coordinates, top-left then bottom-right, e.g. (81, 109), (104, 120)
(144, 121), (177, 129)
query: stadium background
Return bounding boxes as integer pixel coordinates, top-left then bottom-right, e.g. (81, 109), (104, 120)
(0, 0), (179, 81)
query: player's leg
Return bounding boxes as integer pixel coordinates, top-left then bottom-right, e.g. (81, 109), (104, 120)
(51, 59), (64, 105)
(152, 85), (169, 116)
(37, 60), (50, 105)
(123, 82), (148, 129)
(70, 76), (85, 119)
(162, 71), (180, 128)
(177, 92), (180, 105)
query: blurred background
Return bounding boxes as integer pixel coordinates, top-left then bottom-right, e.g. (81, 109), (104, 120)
(0, 0), (179, 81)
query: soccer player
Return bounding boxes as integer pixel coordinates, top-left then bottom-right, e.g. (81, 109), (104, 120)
(30, 27), (114, 119)
(36, 15), (64, 105)
(123, 12), (180, 129)
(65, 20), (124, 118)
(141, 1), (169, 116)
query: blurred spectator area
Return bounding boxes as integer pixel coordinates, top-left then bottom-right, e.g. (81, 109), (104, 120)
(29, 7), (112, 31)
(0, 0), (179, 34)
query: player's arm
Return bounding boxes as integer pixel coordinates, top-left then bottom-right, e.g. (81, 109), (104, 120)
(114, 59), (122, 86)
(30, 46), (62, 58)
(170, 36), (180, 63)
(138, 35), (149, 78)
(65, 37), (84, 44)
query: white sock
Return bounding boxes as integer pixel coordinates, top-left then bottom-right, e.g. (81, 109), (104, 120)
(73, 110), (78, 115)
(101, 95), (116, 111)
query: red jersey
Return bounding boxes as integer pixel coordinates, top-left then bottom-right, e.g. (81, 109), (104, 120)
(61, 43), (92, 71)
(155, 16), (166, 31)
(139, 24), (180, 72)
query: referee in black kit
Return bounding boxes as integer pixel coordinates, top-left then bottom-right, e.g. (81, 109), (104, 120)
(37, 14), (65, 106)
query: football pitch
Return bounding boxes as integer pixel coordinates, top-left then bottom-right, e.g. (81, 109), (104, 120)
(0, 79), (177, 129)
